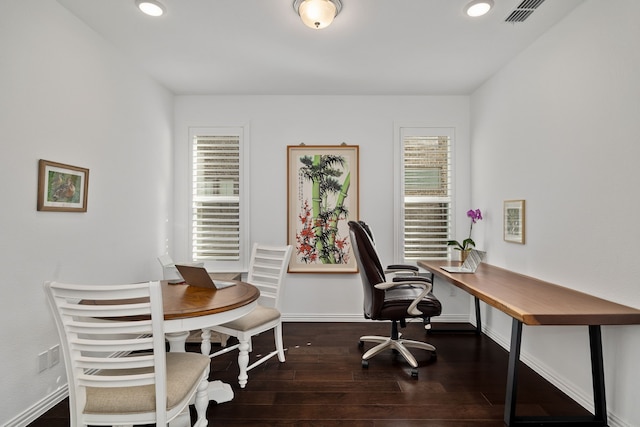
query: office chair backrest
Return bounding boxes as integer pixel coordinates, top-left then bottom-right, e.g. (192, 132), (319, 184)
(348, 221), (387, 319)
(247, 243), (293, 310)
(359, 220), (390, 269)
(358, 220), (375, 244)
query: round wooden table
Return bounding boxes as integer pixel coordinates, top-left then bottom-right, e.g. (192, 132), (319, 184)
(162, 279), (259, 335)
(160, 280), (259, 404)
(82, 279), (259, 403)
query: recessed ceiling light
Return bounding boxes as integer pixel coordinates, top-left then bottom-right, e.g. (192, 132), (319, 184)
(136, 0), (165, 17)
(464, 0), (494, 17)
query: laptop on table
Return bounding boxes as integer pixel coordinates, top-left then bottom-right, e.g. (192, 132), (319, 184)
(441, 249), (486, 273)
(174, 264), (236, 289)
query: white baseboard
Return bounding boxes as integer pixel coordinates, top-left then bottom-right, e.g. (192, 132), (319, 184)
(281, 313), (470, 323)
(4, 386), (68, 427)
(480, 325), (629, 427)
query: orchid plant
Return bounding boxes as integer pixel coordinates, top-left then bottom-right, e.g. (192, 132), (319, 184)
(447, 209), (483, 252)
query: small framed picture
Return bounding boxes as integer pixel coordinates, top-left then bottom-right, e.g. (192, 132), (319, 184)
(504, 200), (525, 244)
(37, 160), (89, 212)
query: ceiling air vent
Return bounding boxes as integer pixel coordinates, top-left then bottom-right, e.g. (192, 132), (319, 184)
(505, 0), (546, 23)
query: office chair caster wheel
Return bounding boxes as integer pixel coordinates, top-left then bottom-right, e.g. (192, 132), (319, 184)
(358, 340), (364, 348)
(411, 368), (419, 378)
(362, 359), (369, 369)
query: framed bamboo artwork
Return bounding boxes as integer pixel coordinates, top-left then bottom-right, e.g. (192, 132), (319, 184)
(37, 159), (89, 212)
(504, 199), (525, 244)
(287, 145), (359, 273)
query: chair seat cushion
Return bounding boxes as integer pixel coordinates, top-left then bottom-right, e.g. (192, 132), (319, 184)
(84, 351), (210, 414)
(220, 304), (280, 332)
(379, 285), (442, 319)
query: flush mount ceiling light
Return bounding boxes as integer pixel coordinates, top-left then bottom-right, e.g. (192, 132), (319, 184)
(464, 0), (494, 17)
(136, 0), (165, 17)
(293, 0), (342, 30)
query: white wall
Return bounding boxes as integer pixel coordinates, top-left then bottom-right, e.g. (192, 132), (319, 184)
(7, 0), (639, 425)
(0, 1), (173, 424)
(471, 0), (640, 425)
(173, 95), (472, 320)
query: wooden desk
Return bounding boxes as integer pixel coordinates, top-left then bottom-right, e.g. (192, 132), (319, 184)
(418, 260), (640, 427)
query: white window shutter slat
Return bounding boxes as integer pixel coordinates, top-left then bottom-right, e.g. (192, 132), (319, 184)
(402, 135), (452, 260)
(192, 134), (242, 262)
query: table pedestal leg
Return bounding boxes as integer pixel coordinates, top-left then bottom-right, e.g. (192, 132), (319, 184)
(201, 328), (212, 355)
(207, 380), (234, 403)
(166, 331), (189, 352)
(166, 331), (235, 404)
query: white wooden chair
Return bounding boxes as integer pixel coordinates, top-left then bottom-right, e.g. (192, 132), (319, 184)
(203, 243), (292, 388)
(44, 280), (211, 427)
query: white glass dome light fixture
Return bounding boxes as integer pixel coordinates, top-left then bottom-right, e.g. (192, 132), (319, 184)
(464, 0), (494, 17)
(293, 0), (342, 30)
(136, 0), (165, 17)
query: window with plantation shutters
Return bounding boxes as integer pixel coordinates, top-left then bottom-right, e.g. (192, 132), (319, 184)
(395, 127), (453, 262)
(190, 127), (249, 270)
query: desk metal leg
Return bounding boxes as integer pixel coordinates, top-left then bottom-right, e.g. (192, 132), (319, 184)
(428, 296), (482, 334)
(504, 321), (608, 426)
(589, 325), (607, 425)
(504, 318), (523, 426)
(474, 296), (482, 334)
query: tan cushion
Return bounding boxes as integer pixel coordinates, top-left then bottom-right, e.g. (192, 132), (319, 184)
(84, 352), (209, 414)
(220, 305), (280, 332)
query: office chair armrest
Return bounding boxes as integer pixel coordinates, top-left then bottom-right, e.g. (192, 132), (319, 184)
(392, 276), (430, 283)
(375, 278), (433, 316)
(385, 264), (419, 275)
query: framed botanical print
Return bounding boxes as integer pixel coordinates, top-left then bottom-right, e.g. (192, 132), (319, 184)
(504, 199), (525, 244)
(287, 145), (359, 273)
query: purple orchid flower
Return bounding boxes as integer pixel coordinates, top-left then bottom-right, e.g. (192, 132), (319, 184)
(467, 209), (483, 223)
(447, 208), (483, 252)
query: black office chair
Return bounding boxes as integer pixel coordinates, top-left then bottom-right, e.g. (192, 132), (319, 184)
(348, 220), (442, 377)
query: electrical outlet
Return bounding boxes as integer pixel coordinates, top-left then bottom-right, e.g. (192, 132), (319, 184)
(38, 351), (48, 372)
(49, 344), (60, 367)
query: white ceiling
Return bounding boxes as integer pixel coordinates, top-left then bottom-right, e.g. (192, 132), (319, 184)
(55, 0), (584, 96)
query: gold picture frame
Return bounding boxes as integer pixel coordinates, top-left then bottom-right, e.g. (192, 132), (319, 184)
(287, 145), (359, 273)
(37, 159), (89, 212)
(504, 199), (525, 244)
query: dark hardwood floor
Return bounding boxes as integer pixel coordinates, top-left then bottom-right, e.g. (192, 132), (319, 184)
(29, 322), (591, 426)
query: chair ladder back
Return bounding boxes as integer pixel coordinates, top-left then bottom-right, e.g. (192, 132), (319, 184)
(44, 281), (168, 425)
(247, 244), (292, 310)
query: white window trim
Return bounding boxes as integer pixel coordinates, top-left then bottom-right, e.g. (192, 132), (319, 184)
(393, 124), (456, 264)
(188, 125), (250, 272)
